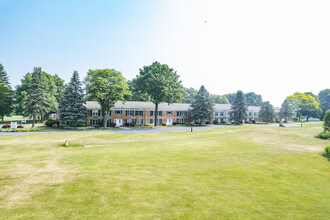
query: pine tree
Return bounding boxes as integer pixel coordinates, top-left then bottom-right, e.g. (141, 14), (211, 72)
(259, 101), (275, 123)
(0, 63), (14, 121)
(59, 71), (86, 127)
(279, 99), (293, 121)
(229, 90), (248, 124)
(24, 67), (48, 128)
(190, 85), (214, 124)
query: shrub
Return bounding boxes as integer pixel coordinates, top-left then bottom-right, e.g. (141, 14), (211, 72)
(323, 110), (330, 132)
(205, 121), (210, 125)
(2, 124), (10, 129)
(319, 132), (330, 139)
(213, 120), (218, 124)
(245, 121), (250, 124)
(109, 122), (116, 127)
(162, 123), (166, 126)
(124, 122), (130, 127)
(17, 125), (24, 128)
(322, 146), (330, 159)
(251, 120), (256, 124)
(45, 119), (58, 127)
(173, 122), (178, 126)
(293, 118), (298, 122)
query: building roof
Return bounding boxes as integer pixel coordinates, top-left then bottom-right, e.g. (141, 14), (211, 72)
(85, 101), (261, 112)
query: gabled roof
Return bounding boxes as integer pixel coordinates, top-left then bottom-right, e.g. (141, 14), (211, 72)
(85, 101), (261, 112)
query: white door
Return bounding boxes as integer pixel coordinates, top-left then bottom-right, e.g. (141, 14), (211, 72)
(114, 119), (123, 127)
(166, 119), (173, 126)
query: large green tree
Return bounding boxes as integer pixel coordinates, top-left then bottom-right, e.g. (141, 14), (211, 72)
(135, 61), (184, 126)
(287, 92), (321, 121)
(85, 68), (130, 128)
(323, 110), (330, 132)
(211, 94), (229, 104)
(183, 87), (198, 103)
(245, 92), (263, 106)
(23, 67), (48, 128)
(259, 101), (275, 123)
(126, 78), (150, 102)
(318, 89), (330, 120)
(229, 90), (248, 124)
(0, 63), (14, 121)
(15, 71), (65, 117)
(224, 93), (236, 104)
(59, 71), (86, 128)
(279, 99), (293, 121)
(190, 85), (214, 124)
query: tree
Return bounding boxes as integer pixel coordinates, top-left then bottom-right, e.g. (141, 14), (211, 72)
(23, 67), (48, 128)
(323, 110), (330, 132)
(245, 92), (263, 106)
(287, 92), (321, 121)
(0, 63), (14, 121)
(211, 94), (229, 104)
(318, 89), (330, 120)
(259, 101), (275, 123)
(183, 87), (198, 103)
(229, 90), (248, 124)
(85, 69), (130, 128)
(224, 93), (236, 104)
(59, 71), (86, 127)
(190, 85), (215, 124)
(135, 61), (184, 126)
(279, 99), (293, 121)
(126, 78), (150, 102)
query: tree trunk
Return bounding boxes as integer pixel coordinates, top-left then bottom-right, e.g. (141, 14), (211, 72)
(104, 111), (107, 128)
(306, 116), (309, 122)
(154, 103), (158, 127)
(1, 115), (3, 121)
(32, 115), (35, 128)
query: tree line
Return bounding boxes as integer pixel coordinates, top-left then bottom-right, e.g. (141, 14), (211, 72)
(0, 62), (329, 127)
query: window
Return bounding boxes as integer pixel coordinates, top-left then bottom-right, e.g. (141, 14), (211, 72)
(254, 112), (258, 116)
(91, 119), (100, 126)
(150, 111), (162, 116)
(109, 111), (111, 116)
(136, 119), (143, 125)
(215, 111), (219, 116)
(135, 111), (143, 116)
(115, 110), (122, 114)
(167, 111), (172, 115)
(150, 119), (162, 124)
(107, 119), (111, 124)
(177, 118), (187, 123)
(126, 110), (134, 116)
(177, 111), (188, 116)
(220, 112), (224, 116)
(249, 112), (252, 116)
(150, 119), (154, 124)
(92, 110), (99, 116)
(126, 119), (134, 123)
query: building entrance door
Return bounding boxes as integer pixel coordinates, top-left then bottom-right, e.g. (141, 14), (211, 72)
(114, 119), (123, 127)
(166, 118), (173, 126)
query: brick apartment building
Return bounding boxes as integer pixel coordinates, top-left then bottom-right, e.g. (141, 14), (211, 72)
(78, 101), (263, 127)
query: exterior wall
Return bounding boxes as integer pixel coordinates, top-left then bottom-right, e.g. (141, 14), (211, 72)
(86, 109), (190, 126)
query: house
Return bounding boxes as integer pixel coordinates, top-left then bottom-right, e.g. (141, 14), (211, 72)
(81, 101), (262, 126)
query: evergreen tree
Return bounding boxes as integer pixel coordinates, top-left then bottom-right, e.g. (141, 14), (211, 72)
(279, 99), (293, 121)
(23, 67), (48, 128)
(229, 90), (248, 124)
(190, 85), (214, 124)
(259, 101), (275, 123)
(0, 63), (14, 121)
(60, 71), (87, 127)
(323, 110), (330, 132)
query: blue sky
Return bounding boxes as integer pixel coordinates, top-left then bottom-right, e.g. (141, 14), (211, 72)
(1, 0), (330, 107)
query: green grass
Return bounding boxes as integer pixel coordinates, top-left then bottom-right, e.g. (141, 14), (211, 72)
(0, 123), (329, 219)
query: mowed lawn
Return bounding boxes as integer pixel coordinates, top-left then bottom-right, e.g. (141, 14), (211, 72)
(0, 123), (329, 219)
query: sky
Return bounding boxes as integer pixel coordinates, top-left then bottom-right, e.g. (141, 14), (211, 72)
(1, 0), (330, 107)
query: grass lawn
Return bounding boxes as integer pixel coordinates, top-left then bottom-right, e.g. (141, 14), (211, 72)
(0, 123), (329, 219)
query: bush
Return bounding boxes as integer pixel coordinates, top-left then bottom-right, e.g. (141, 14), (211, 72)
(162, 123), (166, 126)
(322, 146), (330, 159)
(45, 119), (58, 127)
(293, 118), (298, 122)
(323, 110), (330, 132)
(108, 122), (116, 127)
(319, 132), (330, 139)
(245, 121), (250, 124)
(213, 120), (218, 124)
(173, 122), (178, 126)
(17, 125), (24, 128)
(251, 120), (256, 124)
(2, 124), (10, 129)
(205, 121), (210, 125)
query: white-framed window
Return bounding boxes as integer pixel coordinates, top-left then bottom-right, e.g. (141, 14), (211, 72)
(91, 119), (100, 126)
(150, 111), (162, 116)
(177, 118), (187, 123)
(136, 119), (143, 125)
(92, 110), (99, 116)
(220, 112), (224, 116)
(126, 119), (134, 123)
(249, 112), (252, 116)
(177, 111), (187, 116)
(115, 110), (122, 114)
(126, 110), (134, 116)
(254, 112), (258, 116)
(167, 111), (172, 115)
(150, 119), (162, 124)
(135, 111), (143, 116)
(215, 111), (219, 116)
